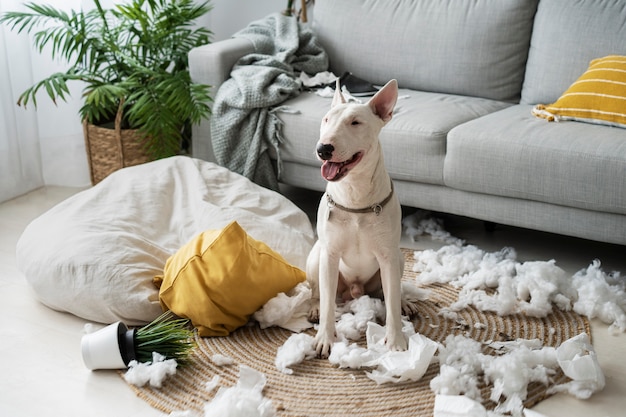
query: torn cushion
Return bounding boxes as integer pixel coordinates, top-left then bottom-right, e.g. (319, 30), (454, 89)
(532, 55), (626, 128)
(155, 221), (306, 337)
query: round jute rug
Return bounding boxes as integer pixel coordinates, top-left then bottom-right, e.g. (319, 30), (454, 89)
(124, 249), (590, 416)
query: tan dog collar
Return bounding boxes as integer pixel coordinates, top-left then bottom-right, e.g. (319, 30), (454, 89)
(325, 182), (394, 216)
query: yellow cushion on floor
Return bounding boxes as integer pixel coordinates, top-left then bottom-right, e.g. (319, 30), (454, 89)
(532, 55), (626, 128)
(154, 221), (306, 337)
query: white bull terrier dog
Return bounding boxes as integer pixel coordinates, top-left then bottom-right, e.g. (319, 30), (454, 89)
(307, 79), (418, 357)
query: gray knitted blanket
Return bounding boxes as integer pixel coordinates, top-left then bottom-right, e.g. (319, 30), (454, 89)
(210, 13), (328, 191)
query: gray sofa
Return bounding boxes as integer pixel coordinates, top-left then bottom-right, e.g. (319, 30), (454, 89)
(189, 0), (626, 245)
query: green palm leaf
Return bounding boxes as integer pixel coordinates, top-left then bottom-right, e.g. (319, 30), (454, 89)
(0, 0), (213, 160)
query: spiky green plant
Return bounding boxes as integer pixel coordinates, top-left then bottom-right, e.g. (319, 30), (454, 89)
(135, 311), (196, 364)
(0, 0), (213, 159)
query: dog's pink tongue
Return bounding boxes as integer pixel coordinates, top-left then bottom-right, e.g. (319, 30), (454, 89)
(321, 161), (341, 180)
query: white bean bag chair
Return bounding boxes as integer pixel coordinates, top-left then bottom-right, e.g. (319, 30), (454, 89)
(16, 156), (315, 325)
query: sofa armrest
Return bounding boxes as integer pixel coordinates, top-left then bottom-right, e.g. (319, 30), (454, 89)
(189, 38), (255, 162)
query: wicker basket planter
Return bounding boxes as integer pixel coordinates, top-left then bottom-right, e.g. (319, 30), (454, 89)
(82, 109), (153, 185)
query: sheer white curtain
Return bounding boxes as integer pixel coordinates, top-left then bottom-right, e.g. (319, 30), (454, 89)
(0, 0), (109, 204)
(0, 1), (44, 203)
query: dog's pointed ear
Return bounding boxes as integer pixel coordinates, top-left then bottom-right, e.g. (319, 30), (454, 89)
(332, 78), (347, 107)
(369, 79), (398, 123)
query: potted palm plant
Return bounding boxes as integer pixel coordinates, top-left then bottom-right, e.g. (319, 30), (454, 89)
(0, 0), (213, 184)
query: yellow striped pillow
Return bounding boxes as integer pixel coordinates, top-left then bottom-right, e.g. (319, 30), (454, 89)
(532, 55), (626, 128)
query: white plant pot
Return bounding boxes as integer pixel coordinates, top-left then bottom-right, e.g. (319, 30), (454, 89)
(81, 321), (136, 370)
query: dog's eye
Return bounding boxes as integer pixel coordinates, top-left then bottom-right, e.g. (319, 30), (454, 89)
(351, 119), (360, 126)
(323, 117), (329, 123)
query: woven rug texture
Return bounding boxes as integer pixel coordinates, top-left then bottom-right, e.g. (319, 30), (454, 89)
(124, 249), (590, 416)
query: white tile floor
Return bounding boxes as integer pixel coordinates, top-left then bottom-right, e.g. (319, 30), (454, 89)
(1, 185), (624, 417)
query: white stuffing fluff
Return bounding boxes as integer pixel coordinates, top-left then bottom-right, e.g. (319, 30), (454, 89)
(205, 375), (221, 392)
(315, 85), (362, 102)
(335, 313), (366, 341)
(483, 341), (557, 415)
(430, 334), (603, 417)
(414, 244), (497, 285)
(169, 370), (275, 417)
(327, 341), (377, 369)
(275, 316), (438, 385)
(204, 365), (276, 417)
(402, 280), (432, 303)
(523, 409), (549, 417)
(548, 332), (605, 399)
(363, 322), (438, 384)
(326, 321), (438, 384)
(449, 259), (575, 318)
(253, 283), (313, 333)
(430, 335), (485, 400)
(412, 241), (625, 332)
(403, 211), (465, 245)
(433, 395), (549, 417)
(298, 70), (336, 87)
(571, 260), (626, 334)
(335, 295), (386, 341)
(275, 333), (316, 374)
(433, 394), (494, 417)
(123, 352), (177, 388)
(211, 354), (235, 366)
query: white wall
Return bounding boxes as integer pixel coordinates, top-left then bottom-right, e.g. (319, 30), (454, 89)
(25, 0), (288, 187)
(207, 0), (286, 41)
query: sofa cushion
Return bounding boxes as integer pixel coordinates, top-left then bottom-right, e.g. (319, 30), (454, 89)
(313, 0), (539, 102)
(521, 0), (626, 105)
(276, 90), (511, 185)
(532, 55), (626, 129)
(155, 221), (306, 337)
(444, 105), (626, 215)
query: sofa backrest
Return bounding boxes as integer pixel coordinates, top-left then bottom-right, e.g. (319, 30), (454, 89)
(313, 0), (539, 102)
(521, 0), (626, 105)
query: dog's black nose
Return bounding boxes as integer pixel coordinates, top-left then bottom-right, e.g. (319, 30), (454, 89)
(317, 143), (334, 160)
